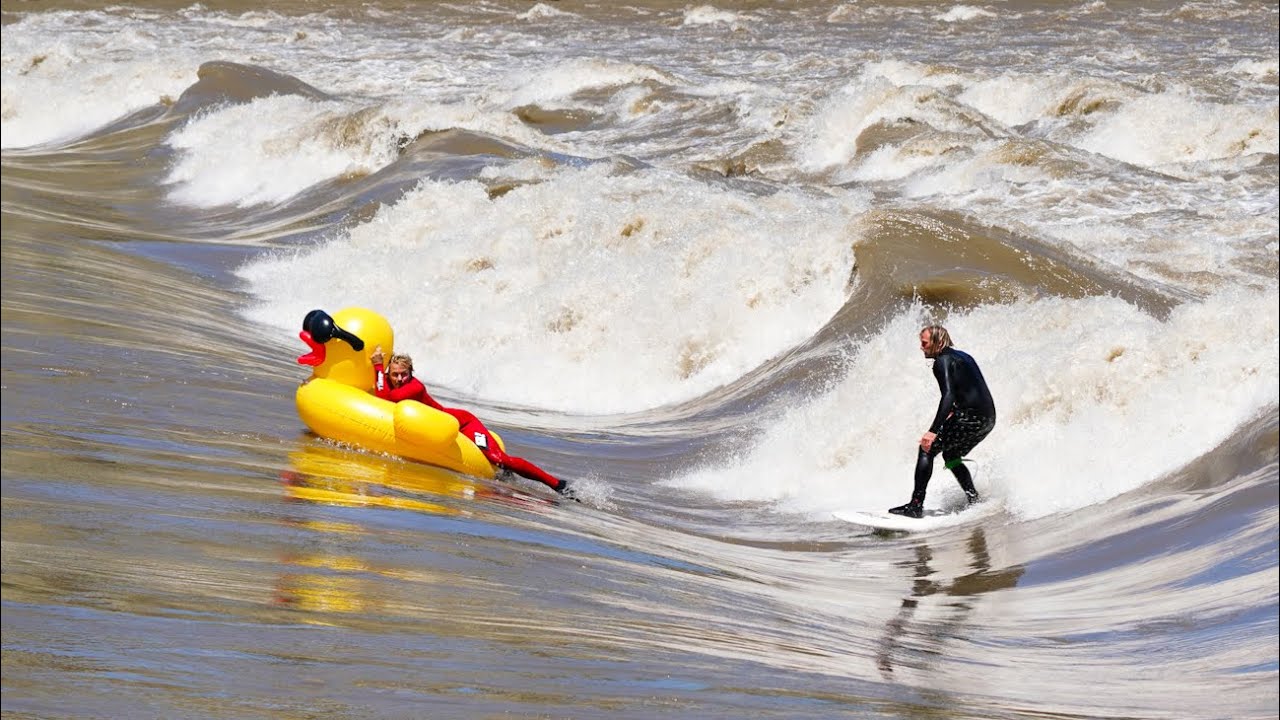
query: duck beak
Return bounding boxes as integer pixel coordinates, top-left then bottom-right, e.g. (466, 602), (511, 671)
(297, 330), (326, 366)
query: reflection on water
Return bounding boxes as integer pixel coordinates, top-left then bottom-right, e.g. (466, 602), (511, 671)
(275, 557), (379, 617)
(281, 443), (468, 516)
(272, 441), (569, 626)
(280, 441), (552, 515)
(274, 444), (468, 623)
(876, 528), (1025, 679)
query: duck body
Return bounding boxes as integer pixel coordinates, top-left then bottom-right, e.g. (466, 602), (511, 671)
(294, 307), (502, 479)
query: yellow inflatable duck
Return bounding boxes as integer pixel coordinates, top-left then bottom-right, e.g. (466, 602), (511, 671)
(294, 307), (503, 479)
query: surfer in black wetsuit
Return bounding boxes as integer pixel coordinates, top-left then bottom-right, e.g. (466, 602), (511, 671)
(890, 325), (996, 519)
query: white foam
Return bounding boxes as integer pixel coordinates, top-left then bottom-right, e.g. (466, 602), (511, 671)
(163, 95), (563, 208)
(665, 288), (1280, 522)
(860, 59), (972, 90)
(517, 3), (575, 21)
(240, 165), (871, 414)
(848, 133), (984, 184)
(1079, 90), (1279, 167)
(934, 6), (997, 23)
(164, 96), (391, 207)
(796, 65), (1278, 197)
(957, 73), (1137, 128)
(1227, 58), (1279, 80)
(795, 68), (1007, 177)
(1, 15), (199, 148)
(680, 6), (753, 27)
(498, 59), (675, 111)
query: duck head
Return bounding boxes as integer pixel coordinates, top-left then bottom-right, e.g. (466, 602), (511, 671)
(297, 307), (394, 388)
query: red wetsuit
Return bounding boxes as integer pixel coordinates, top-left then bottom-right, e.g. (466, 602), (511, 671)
(373, 364), (565, 492)
(373, 368), (446, 408)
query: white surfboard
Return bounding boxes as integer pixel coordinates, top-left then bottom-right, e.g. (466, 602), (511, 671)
(832, 503), (991, 532)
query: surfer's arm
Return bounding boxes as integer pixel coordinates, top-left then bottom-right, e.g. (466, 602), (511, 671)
(929, 354), (958, 432)
(374, 373), (446, 409)
(413, 383), (447, 411)
(370, 346), (390, 394)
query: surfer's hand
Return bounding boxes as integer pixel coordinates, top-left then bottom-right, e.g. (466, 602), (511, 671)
(920, 432), (936, 452)
(370, 346), (384, 366)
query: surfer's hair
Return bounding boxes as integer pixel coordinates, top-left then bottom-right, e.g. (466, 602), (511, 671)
(922, 325), (953, 352)
(388, 353), (414, 373)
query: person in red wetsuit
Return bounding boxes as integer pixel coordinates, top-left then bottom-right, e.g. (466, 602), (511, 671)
(370, 346), (572, 497)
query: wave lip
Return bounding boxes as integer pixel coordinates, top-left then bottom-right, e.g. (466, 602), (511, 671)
(846, 208), (1182, 314)
(171, 60), (332, 116)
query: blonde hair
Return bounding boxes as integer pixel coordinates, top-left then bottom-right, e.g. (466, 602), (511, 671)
(388, 353), (414, 373)
(922, 325), (953, 352)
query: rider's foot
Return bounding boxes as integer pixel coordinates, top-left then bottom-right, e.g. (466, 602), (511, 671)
(888, 501), (923, 519)
(554, 479), (580, 502)
(965, 490), (980, 506)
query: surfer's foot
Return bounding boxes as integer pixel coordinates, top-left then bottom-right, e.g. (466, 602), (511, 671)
(553, 478), (580, 502)
(888, 501), (923, 519)
(965, 490), (980, 506)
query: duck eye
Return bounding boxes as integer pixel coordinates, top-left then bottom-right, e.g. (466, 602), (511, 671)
(303, 310), (336, 343)
(301, 310), (364, 350)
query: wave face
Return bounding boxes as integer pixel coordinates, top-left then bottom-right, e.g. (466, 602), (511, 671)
(3, 2), (1277, 719)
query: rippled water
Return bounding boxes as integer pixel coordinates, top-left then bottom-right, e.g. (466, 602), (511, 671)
(3, 1), (1277, 718)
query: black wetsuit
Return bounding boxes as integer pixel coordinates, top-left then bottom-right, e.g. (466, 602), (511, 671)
(911, 347), (996, 507)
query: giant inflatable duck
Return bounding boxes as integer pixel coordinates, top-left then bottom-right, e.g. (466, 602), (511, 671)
(294, 307), (503, 479)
